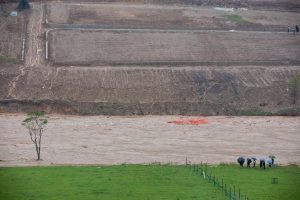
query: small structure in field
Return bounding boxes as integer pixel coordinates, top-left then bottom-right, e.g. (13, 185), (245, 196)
(10, 11), (18, 17)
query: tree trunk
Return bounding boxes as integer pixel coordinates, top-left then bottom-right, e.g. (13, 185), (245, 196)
(35, 143), (40, 160)
(38, 130), (42, 160)
(38, 146), (41, 160)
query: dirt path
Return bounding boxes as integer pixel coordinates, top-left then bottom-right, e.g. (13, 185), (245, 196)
(46, 26), (289, 33)
(0, 114), (299, 166)
(25, 3), (44, 67)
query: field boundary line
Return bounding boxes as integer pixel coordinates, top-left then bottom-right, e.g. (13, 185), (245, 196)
(45, 23), (289, 34)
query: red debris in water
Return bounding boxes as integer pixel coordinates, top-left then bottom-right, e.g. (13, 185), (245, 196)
(168, 119), (208, 125)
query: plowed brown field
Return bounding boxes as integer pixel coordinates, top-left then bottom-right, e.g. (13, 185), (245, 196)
(49, 30), (300, 66)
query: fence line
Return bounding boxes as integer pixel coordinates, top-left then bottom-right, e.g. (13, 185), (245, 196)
(185, 158), (250, 200)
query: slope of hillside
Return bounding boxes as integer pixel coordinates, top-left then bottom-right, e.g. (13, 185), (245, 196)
(1, 66), (299, 115)
(0, 1), (299, 115)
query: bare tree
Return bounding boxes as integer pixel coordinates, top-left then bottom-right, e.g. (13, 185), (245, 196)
(22, 111), (48, 160)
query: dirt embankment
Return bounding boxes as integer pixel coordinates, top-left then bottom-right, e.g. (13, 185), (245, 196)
(1, 66), (300, 115)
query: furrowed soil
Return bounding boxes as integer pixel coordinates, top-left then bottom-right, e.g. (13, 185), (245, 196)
(0, 114), (299, 166)
(43, 0), (300, 12)
(47, 3), (300, 30)
(49, 30), (300, 66)
(1, 66), (300, 115)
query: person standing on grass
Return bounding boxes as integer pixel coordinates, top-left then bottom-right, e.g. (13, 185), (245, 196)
(246, 158), (252, 168)
(260, 158), (266, 169)
(237, 157), (245, 167)
(267, 159), (272, 168)
(252, 157), (257, 167)
(269, 155), (276, 165)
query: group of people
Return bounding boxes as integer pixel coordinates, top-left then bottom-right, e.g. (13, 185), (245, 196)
(288, 25), (299, 34)
(237, 156), (275, 169)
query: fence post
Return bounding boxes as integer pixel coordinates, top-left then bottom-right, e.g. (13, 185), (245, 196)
(234, 185), (236, 197)
(186, 157), (187, 167)
(201, 161), (203, 172)
(185, 159), (248, 200)
(222, 179), (224, 192)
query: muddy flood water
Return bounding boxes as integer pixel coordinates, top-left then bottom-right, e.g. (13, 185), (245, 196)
(0, 114), (299, 166)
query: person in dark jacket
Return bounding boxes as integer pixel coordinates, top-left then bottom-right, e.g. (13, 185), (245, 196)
(237, 157), (245, 167)
(260, 158), (266, 169)
(247, 158), (252, 168)
(296, 25), (299, 32)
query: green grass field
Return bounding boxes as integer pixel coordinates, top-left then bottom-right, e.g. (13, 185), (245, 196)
(207, 164), (300, 200)
(0, 165), (225, 200)
(0, 164), (299, 200)
(224, 14), (248, 24)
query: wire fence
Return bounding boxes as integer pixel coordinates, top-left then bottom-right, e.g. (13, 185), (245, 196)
(185, 158), (250, 200)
